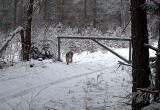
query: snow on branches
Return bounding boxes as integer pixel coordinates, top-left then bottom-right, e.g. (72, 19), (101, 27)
(0, 27), (24, 56)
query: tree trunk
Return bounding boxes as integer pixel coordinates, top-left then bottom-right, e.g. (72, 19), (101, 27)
(24, 0), (34, 61)
(84, 0), (87, 26)
(20, 0), (24, 27)
(84, 0), (87, 18)
(14, 0), (17, 29)
(120, 0), (124, 28)
(59, 0), (64, 24)
(1, 0), (5, 32)
(131, 0), (151, 110)
(93, 0), (96, 28)
(21, 30), (25, 61)
(155, 22), (160, 102)
(43, 0), (48, 22)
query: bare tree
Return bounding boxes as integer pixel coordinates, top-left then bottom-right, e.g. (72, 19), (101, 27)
(13, 0), (17, 29)
(83, 0), (87, 26)
(24, 0), (34, 61)
(59, 0), (65, 24)
(92, 0), (97, 28)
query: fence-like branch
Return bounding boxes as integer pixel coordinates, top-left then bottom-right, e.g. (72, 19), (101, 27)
(0, 27), (24, 56)
(137, 88), (158, 94)
(118, 61), (132, 66)
(143, 43), (158, 52)
(150, 0), (160, 6)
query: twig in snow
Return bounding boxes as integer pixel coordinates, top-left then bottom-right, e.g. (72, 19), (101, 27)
(3, 100), (15, 110)
(29, 87), (47, 110)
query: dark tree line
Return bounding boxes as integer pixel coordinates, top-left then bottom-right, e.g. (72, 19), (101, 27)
(131, 0), (150, 109)
(131, 0), (160, 110)
(0, 0), (130, 33)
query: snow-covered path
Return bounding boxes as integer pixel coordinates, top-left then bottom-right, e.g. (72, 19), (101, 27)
(0, 49), (132, 110)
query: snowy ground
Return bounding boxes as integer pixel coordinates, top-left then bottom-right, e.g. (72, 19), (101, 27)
(0, 48), (156, 110)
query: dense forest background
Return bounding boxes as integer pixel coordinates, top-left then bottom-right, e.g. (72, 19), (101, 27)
(0, 0), (159, 60)
(0, 0), (130, 33)
(0, 0), (133, 62)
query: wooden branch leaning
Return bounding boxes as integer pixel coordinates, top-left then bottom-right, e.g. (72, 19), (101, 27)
(118, 61), (132, 66)
(150, 0), (160, 6)
(0, 27), (24, 57)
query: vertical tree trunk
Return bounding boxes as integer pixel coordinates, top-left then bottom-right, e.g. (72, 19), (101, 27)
(24, 0), (34, 61)
(14, 0), (17, 29)
(20, 30), (25, 60)
(1, 0), (5, 30)
(93, 0), (96, 28)
(131, 0), (151, 110)
(155, 22), (160, 102)
(59, 0), (64, 24)
(20, 0), (24, 26)
(84, 0), (87, 26)
(120, 0), (123, 28)
(84, 0), (87, 18)
(43, 0), (48, 22)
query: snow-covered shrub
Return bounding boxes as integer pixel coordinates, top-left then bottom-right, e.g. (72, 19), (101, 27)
(0, 23), (131, 65)
(0, 23), (132, 68)
(32, 24), (130, 60)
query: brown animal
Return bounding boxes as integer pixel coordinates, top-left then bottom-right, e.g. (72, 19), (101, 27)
(66, 51), (73, 65)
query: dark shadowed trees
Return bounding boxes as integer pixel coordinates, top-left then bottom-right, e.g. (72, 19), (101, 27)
(131, 0), (151, 109)
(24, 0), (34, 61)
(152, 0), (160, 102)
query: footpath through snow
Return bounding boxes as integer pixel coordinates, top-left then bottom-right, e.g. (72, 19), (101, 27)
(0, 48), (139, 110)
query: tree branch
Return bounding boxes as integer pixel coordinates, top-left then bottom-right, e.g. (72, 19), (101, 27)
(150, 0), (160, 6)
(0, 27), (24, 56)
(137, 88), (158, 94)
(118, 61), (132, 66)
(143, 43), (158, 52)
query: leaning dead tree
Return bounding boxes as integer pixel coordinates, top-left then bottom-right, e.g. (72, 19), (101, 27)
(0, 27), (24, 58)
